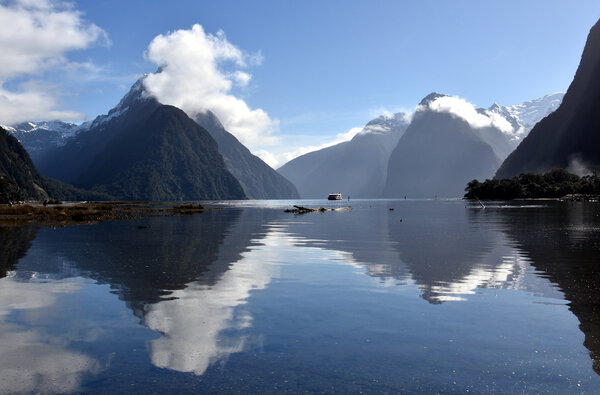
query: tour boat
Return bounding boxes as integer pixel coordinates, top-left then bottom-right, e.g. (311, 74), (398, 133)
(327, 193), (342, 200)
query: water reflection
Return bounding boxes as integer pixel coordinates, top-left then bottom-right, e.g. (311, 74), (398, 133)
(492, 202), (600, 374)
(283, 201), (554, 303)
(0, 225), (38, 278)
(144, 209), (282, 374)
(0, 275), (101, 393)
(2, 200), (600, 391)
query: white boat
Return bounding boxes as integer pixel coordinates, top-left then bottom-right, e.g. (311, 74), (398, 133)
(327, 193), (342, 200)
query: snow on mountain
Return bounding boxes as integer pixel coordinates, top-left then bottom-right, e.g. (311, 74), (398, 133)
(3, 120), (78, 136)
(10, 120), (79, 138)
(77, 77), (148, 133)
(358, 112), (411, 136)
(486, 93), (564, 142)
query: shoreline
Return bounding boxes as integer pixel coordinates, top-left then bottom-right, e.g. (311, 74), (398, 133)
(0, 201), (207, 227)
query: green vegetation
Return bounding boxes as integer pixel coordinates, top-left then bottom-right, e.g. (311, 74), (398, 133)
(464, 169), (600, 200)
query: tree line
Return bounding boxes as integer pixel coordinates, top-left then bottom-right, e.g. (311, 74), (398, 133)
(464, 169), (600, 200)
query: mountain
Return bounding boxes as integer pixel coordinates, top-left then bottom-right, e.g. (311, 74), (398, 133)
(496, 19), (600, 178)
(0, 127), (109, 203)
(278, 112), (410, 198)
(36, 81), (246, 201)
(194, 111), (299, 199)
(2, 121), (79, 164)
(474, 93), (564, 161)
(486, 93), (564, 144)
(383, 93), (501, 198)
(0, 127), (53, 202)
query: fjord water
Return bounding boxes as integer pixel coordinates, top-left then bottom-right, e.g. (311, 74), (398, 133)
(1, 200), (600, 393)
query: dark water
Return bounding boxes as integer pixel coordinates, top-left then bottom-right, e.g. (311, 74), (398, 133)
(1, 199), (600, 393)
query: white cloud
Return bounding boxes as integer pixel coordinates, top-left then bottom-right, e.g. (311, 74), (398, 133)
(262, 126), (363, 169)
(425, 96), (514, 134)
(0, 0), (107, 124)
(0, 81), (83, 124)
(143, 24), (280, 149)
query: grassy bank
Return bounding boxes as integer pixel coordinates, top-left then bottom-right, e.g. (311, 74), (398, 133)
(0, 201), (206, 226)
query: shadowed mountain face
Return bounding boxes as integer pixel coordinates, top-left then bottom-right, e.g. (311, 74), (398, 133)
(384, 96), (501, 198)
(194, 111), (299, 199)
(278, 113), (409, 198)
(2, 121), (78, 165)
(0, 127), (51, 202)
(496, 19), (600, 178)
(0, 128), (107, 202)
(37, 82), (246, 201)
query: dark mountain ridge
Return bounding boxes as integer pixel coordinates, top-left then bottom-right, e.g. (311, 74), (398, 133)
(496, 19), (600, 178)
(0, 127), (110, 203)
(37, 82), (246, 201)
(194, 111), (299, 199)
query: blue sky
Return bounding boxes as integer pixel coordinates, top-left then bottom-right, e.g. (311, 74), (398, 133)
(1, 0), (599, 166)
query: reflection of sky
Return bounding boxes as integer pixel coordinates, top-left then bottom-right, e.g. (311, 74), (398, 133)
(0, 274), (101, 394)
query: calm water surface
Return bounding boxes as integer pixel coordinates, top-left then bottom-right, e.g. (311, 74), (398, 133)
(1, 199), (600, 393)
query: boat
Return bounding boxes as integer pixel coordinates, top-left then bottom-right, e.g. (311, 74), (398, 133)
(327, 193), (342, 200)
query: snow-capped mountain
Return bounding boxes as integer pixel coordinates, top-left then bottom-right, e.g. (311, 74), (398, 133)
(3, 120), (79, 138)
(357, 111), (411, 137)
(486, 92), (564, 142)
(383, 92), (502, 198)
(1, 120), (81, 164)
(76, 77), (148, 134)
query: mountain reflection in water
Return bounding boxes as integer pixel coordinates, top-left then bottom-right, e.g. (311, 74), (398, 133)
(1, 200), (600, 392)
(493, 202), (600, 374)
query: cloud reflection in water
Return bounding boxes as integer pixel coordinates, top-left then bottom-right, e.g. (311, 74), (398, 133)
(0, 274), (101, 394)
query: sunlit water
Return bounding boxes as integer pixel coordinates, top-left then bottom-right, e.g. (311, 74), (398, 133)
(1, 199), (600, 393)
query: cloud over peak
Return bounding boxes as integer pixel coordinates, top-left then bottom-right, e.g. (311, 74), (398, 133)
(143, 24), (279, 149)
(421, 95), (514, 134)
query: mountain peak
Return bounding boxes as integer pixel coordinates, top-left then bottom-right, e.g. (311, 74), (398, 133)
(418, 92), (448, 106)
(360, 112), (410, 137)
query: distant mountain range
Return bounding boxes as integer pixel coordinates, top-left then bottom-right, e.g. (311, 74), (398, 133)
(1, 121), (79, 164)
(278, 112), (410, 198)
(279, 91), (563, 199)
(496, 18), (600, 178)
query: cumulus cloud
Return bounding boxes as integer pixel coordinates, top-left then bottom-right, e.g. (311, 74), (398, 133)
(0, 0), (107, 124)
(425, 96), (514, 134)
(0, 81), (82, 124)
(143, 24), (280, 149)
